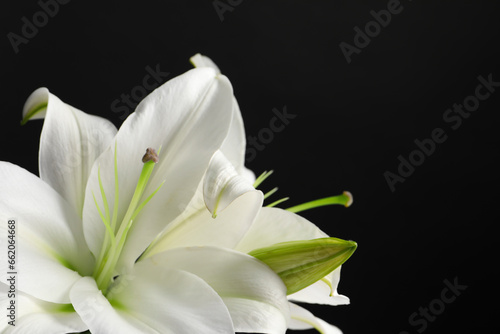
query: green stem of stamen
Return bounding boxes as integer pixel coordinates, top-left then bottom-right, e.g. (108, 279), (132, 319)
(263, 187), (278, 200)
(285, 191), (353, 213)
(94, 144), (119, 277)
(93, 147), (162, 293)
(96, 160), (157, 291)
(290, 315), (326, 334)
(130, 181), (165, 222)
(114, 160), (156, 238)
(253, 170), (274, 188)
(266, 197), (289, 208)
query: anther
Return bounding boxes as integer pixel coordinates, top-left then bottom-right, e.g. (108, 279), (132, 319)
(142, 147), (159, 163)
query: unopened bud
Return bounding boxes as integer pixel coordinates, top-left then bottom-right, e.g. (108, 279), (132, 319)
(249, 237), (357, 295)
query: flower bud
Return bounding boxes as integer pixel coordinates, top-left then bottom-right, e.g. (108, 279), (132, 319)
(249, 237), (357, 295)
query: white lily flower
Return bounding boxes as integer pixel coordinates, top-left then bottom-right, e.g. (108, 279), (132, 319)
(1, 67), (291, 333)
(190, 54), (356, 333)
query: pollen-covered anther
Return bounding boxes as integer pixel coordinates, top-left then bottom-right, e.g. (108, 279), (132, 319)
(142, 147), (159, 163)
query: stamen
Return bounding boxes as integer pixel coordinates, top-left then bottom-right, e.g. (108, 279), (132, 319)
(94, 146), (163, 293)
(94, 143), (119, 279)
(266, 197), (289, 208)
(253, 170), (274, 188)
(263, 187), (278, 200)
(142, 147), (159, 163)
(285, 191), (353, 214)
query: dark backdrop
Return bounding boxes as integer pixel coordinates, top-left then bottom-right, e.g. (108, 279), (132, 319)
(1, 1), (499, 333)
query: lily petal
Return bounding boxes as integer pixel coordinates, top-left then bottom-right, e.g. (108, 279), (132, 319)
(71, 274), (234, 333)
(288, 268), (350, 306)
(203, 150), (257, 217)
(142, 246), (290, 334)
(23, 87), (117, 217)
(0, 162), (93, 303)
(21, 87), (48, 122)
(145, 188), (262, 258)
(221, 99), (256, 183)
(0, 283), (87, 334)
(82, 67), (234, 271)
(190, 53), (255, 183)
(190, 53), (221, 74)
(289, 302), (343, 334)
(235, 206), (328, 253)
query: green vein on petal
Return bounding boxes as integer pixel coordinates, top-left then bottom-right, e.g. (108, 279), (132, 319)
(20, 102), (48, 125)
(320, 277), (334, 297)
(290, 314), (326, 334)
(48, 246), (76, 271)
(57, 304), (77, 313)
(92, 191), (116, 249)
(211, 183), (228, 219)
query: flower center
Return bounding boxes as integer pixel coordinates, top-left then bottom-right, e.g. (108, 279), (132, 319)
(92, 145), (163, 293)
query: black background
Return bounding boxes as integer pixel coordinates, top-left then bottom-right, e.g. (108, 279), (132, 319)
(1, 1), (499, 333)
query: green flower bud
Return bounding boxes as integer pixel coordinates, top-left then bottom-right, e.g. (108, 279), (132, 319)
(249, 237), (357, 295)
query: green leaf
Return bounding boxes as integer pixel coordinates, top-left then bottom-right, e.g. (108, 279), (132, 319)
(249, 237), (357, 295)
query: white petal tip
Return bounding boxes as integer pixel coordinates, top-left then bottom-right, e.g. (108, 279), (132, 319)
(190, 53), (221, 74)
(22, 87), (50, 124)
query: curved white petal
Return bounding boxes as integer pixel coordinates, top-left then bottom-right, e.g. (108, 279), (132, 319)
(235, 206), (328, 253)
(142, 246), (290, 334)
(145, 150), (261, 258)
(288, 268), (350, 306)
(289, 303), (343, 334)
(71, 273), (234, 333)
(203, 150), (257, 217)
(190, 53), (255, 183)
(145, 189), (263, 258)
(21, 87), (48, 121)
(0, 163), (93, 303)
(221, 98), (256, 183)
(23, 87), (117, 217)
(0, 283), (87, 334)
(190, 53), (221, 74)
(82, 67), (234, 272)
